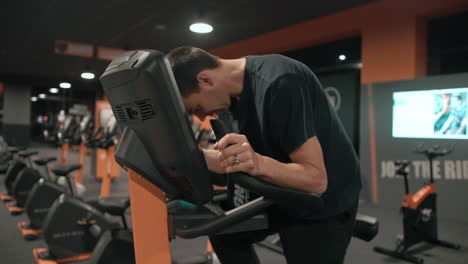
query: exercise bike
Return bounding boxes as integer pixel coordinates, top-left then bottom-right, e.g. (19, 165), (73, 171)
(18, 163), (82, 240)
(31, 123), (134, 264)
(19, 116), (118, 240)
(1, 150), (57, 215)
(374, 145), (461, 263)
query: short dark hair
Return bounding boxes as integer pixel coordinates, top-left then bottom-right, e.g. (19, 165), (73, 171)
(166, 46), (220, 97)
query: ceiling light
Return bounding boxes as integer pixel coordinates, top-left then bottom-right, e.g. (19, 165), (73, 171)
(49, 88), (59, 94)
(81, 72), (95, 80)
(60, 82), (71, 89)
(31, 97), (38, 102)
(190, 23), (213, 33)
(339, 54), (346, 61)
(39, 93), (47, 99)
(154, 24), (167, 31)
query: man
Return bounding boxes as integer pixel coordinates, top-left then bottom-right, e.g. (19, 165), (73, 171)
(438, 94), (467, 135)
(167, 46), (361, 264)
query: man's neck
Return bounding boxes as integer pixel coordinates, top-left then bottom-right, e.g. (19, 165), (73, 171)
(220, 58), (246, 97)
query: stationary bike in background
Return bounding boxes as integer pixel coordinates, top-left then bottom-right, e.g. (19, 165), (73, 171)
(2, 113), (84, 215)
(374, 144), (461, 264)
(86, 116), (120, 197)
(31, 129), (139, 264)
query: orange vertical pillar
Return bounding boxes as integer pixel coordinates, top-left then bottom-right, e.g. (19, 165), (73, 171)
(99, 147), (113, 197)
(361, 15), (427, 204)
(96, 148), (107, 180)
(109, 145), (121, 179)
(128, 170), (171, 264)
(73, 143), (87, 184)
(60, 142), (69, 165)
(95, 100), (112, 180)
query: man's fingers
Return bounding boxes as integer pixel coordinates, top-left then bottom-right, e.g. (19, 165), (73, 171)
(218, 144), (246, 161)
(217, 133), (247, 150)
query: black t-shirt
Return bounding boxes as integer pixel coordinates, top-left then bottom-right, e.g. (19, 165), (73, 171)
(220, 54), (361, 220)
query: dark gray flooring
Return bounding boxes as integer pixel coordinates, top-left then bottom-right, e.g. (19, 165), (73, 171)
(1, 145), (467, 263)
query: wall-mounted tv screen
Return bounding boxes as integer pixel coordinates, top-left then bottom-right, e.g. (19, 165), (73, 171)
(393, 88), (467, 139)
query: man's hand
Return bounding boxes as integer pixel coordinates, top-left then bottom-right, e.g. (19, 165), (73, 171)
(215, 133), (262, 175)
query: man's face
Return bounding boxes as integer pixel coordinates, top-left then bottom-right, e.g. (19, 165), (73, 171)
(182, 83), (231, 121)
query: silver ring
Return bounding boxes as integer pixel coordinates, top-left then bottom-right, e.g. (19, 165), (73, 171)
(232, 154), (240, 166)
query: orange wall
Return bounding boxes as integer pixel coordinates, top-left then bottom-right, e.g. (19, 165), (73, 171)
(210, 0), (468, 84)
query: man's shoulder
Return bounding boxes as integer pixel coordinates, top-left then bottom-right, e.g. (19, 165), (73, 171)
(248, 55), (306, 85)
(253, 53), (292, 61)
(250, 54), (302, 69)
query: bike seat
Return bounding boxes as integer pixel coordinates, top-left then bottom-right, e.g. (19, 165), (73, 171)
(34, 156), (57, 166)
(86, 140), (99, 148)
(51, 164), (81, 176)
(98, 139), (115, 149)
(0, 163), (9, 174)
(94, 197), (130, 216)
(0, 152), (12, 164)
(18, 150), (39, 158)
(8, 146), (26, 153)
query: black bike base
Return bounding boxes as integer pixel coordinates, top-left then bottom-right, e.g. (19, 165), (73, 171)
(428, 238), (461, 250)
(374, 239), (461, 264)
(374, 246), (424, 264)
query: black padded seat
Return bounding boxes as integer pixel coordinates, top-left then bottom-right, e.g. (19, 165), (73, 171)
(94, 197), (130, 216)
(18, 150), (39, 158)
(98, 139), (115, 149)
(86, 140), (100, 148)
(51, 164), (81, 176)
(0, 164), (9, 174)
(34, 156), (57, 166)
(7, 146), (26, 153)
(0, 152), (12, 164)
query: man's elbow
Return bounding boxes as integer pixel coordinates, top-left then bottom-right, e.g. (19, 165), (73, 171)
(307, 169), (327, 196)
(315, 173), (328, 196)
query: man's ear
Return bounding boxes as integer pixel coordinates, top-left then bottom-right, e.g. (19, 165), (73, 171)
(197, 71), (212, 88)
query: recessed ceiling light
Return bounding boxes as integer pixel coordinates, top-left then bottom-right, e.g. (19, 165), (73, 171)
(60, 82), (71, 89)
(339, 54), (346, 61)
(49, 88), (59, 93)
(81, 72), (95, 80)
(39, 93), (47, 99)
(190, 23), (213, 34)
(31, 96), (38, 102)
(154, 24), (167, 31)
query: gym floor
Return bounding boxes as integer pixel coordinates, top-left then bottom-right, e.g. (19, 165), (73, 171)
(1, 144), (467, 264)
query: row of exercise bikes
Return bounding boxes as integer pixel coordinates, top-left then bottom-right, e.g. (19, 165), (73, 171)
(0, 106), (381, 263)
(0, 113), (134, 264)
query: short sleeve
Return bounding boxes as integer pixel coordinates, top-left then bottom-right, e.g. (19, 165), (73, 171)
(267, 74), (316, 155)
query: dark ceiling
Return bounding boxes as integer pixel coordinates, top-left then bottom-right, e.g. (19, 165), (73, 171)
(1, 0), (376, 91)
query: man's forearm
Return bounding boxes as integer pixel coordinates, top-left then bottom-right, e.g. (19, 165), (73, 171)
(203, 147), (327, 195)
(256, 154), (327, 195)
